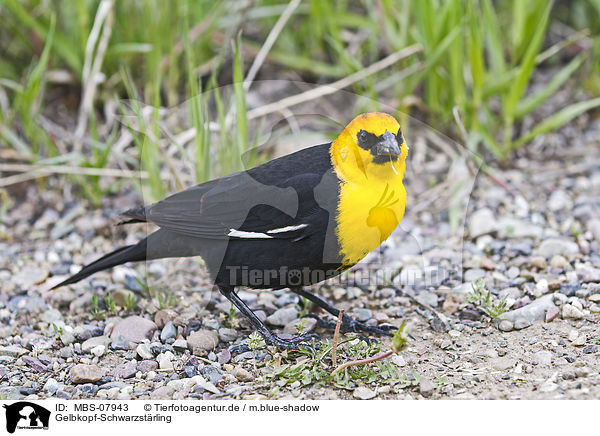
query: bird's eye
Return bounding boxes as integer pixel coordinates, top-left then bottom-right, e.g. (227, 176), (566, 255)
(358, 130), (368, 142)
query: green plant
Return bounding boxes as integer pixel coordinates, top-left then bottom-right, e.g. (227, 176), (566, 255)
(103, 291), (116, 316)
(123, 293), (137, 312)
(90, 292), (105, 320)
(466, 277), (508, 319)
(220, 306), (240, 329)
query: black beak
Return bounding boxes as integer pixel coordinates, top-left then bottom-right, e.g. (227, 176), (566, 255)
(375, 130), (401, 156)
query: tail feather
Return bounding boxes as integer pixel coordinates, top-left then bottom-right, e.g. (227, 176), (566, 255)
(51, 239), (147, 289)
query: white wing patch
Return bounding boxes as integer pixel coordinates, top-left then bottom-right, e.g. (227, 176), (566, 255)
(267, 224), (308, 234)
(228, 224), (308, 239)
(228, 229), (273, 239)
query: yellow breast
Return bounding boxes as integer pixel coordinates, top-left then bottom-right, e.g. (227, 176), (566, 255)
(335, 180), (406, 266)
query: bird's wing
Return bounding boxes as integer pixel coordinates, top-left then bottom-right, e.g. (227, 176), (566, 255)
(132, 171), (331, 240)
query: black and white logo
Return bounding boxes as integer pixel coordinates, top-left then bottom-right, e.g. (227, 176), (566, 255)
(3, 402), (50, 433)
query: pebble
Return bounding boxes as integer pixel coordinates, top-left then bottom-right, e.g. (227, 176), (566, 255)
(160, 322), (177, 342)
(562, 304), (584, 320)
(44, 378), (60, 394)
(533, 350), (552, 366)
(172, 338), (188, 351)
(500, 294), (556, 326)
(150, 385), (174, 400)
(498, 320), (514, 332)
(110, 316), (157, 343)
(187, 330), (219, 355)
(354, 386), (377, 400)
(530, 257), (547, 269)
(535, 279), (549, 295)
(550, 255), (570, 270)
(201, 366), (223, 385)
(266, 307), (299, 326)
(469, 208), (497, 238)
(137, 360), (158, 373)
(582, 345), (597, 354)
(537, 238), (579, 259)
(545, 306), (560, 322)
(233, 367), (254, 382)
(491, 358), (515, 371)
(0, 345), (28, 358)
(415, 291), (438, 308)
(154, 309), (178, 329)
(81, 336), (111, 353)
(218, 328), (238, 343)
(419, 378), (435, 397)
(353, 308), (373, 322)
(136, 343), (154, 360)
(70, 364), (105, 384)
(112, 361), (137, 379)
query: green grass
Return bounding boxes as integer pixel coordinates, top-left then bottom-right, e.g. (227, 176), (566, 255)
(1, 0), (600, 202)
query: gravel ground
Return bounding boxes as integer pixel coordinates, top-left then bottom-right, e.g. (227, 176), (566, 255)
(1, 118), (599, 400)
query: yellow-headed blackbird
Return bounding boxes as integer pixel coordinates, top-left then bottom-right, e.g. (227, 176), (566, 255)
(53, 112), (408, 349)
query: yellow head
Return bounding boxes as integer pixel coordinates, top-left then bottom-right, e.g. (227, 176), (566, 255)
(330, 112), (408, 184)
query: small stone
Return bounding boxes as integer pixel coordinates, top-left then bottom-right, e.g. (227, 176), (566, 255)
(90, 345), (105, 357)
(0, 345), (28, 358)
(548, 190), (572, 212)
(535, 279), (549, 295)
(283, 317), (317, 335)
(137, 360), (158, 373)
(266, 307), (299, 326)
(550, 255), (570, 270)
(588, 294), (600, 303)
(537, 238), (579, 259)
(530, 257), (547, 269)
(172, 339), (188, 352)
(70, 364), (105, 384)
(187, 330), (219, 355)
(575, 366), (591, 377)
(136, 343), (154, 360)
(498, 320), (514, 332)
(562, 304), (584, 320)
(233, 367), (253, 382)
(44, 378), (60, 394)
(218, 328), (238, 343)
(354, 386), (377, 400)
(13, 267), (49, 288)
(415, 291), (438, 308)
(419, 378), (435, 397)
(160, 322), (177, 342)
(157, 353), (174, 371)
(582, 345), (597, 354)
(491, 358), (515, 371)
(464, 269), (485, 282)
(353, 308), (373, 322)
(533, 350), (552, 366)
(110, 316), (157, 343)
(480, 257), (495, 270)
(150, 385), (174, 400)
(154, 309), (178, 329)
(442, 294), (462, 314)
(469, 208), (497, 238)
(501, 294), (556, 325)
(545, 306), (560, 322)
(81, 336), (111, 353)
(201, 366), (223, 385)
(514, 319), (531, 330)
(391, 355), (407, 367)
(112, 361), (137, 379)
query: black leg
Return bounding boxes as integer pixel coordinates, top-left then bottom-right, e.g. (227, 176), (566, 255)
(292, 287), (397, 337)
(218, 286), (318, 352)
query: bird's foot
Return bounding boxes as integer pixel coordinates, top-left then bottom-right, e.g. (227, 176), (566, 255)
(229, 332), (320, 356)
(308, 314), (397, 337)
(266, 333), (320, 355)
